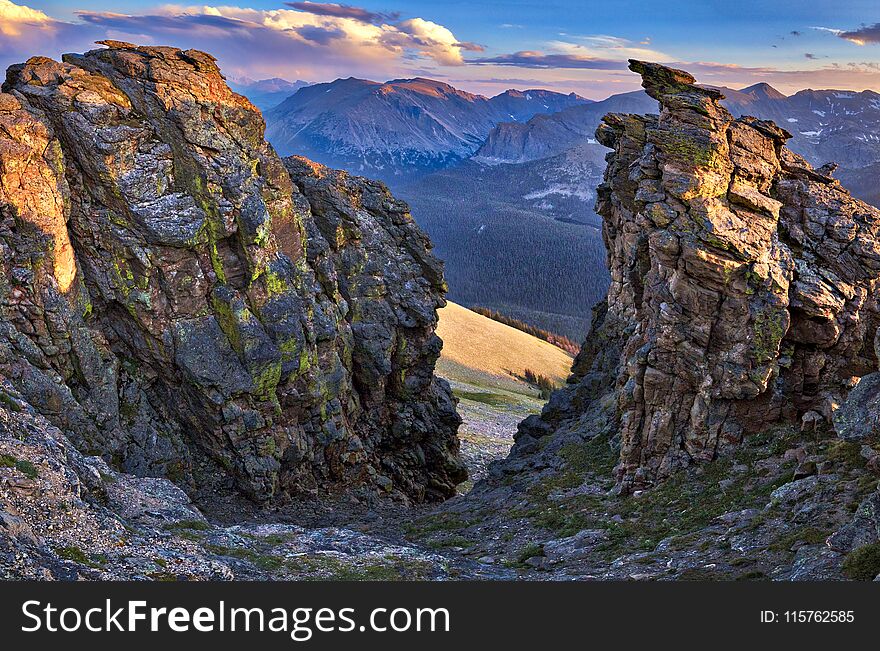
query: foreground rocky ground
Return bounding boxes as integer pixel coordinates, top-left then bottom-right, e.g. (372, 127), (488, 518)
(5, 373), (879, 580)
(409, 420), (880, 580)
(1, 384), (507, 580)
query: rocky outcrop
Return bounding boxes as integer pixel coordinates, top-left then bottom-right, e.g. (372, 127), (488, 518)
(0, 41), (464, 505)
(0, 384), (471, 580)
(519, 60), (880, 491)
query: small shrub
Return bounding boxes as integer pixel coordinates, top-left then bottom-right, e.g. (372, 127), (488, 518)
(677, 567), (724, 580)
(842, 543), (880, 581)
(768, 527), (830, 553)
(736, 570), (769, 581)
(163, 520), (211, 532)
(826, 440), (864, 472)
(517, 543), (545, 564)
(521, 369), (557, 398)
(147, 572), (179, 581)
(55, 545), (91, 565)
(205, 544), (285, 572)
(452, 390), (508, 407)
(425, 535), (475, 550)
(15, 459), (38, 479)
(0, 392), (21, 411)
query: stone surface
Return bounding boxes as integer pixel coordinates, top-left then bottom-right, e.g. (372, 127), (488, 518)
(0, 42), (464, 504)
(834, 372), (880, 440)
(0, 386), (478, 580)
(518, 60), (880, 492)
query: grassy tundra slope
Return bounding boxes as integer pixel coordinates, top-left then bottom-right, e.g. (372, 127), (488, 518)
(435, 302), (574, 487)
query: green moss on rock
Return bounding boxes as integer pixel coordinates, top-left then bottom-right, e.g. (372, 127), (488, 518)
(842, 543), (880, 581)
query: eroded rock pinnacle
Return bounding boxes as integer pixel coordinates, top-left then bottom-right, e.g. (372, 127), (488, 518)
(519, 60), (880, 491)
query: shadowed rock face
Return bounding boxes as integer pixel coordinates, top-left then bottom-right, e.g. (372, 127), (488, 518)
(518, 60), (880, 491)
(0, 41), (465, 504)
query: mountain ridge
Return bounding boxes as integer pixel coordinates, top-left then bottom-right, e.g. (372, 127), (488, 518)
(264, 75), (589, 179)
(476, 82), (880, 171)
(227, 76), (310, 110)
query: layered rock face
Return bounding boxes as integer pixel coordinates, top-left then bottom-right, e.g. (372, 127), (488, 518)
(0, 41), (464, 504)
(520, 61), (880, 491)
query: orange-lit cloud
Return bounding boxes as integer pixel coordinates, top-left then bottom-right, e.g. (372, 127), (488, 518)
(0, 0), (51, 35)
(838, 23), (880, 45)
(76, 4), (479, 70)
(0, 1), (483, 80)
(1, 2), (879, 100)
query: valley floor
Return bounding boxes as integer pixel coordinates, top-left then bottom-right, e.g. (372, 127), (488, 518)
(433, 301), (575, 488)
(189, 414), (880, 581)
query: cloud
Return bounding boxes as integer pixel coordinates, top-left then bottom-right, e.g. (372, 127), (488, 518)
(545, 35), (671, 63)
(388, 17), (478, 65)
(77, 11), (254, 36)
(811, 26), (844, 36)
(284, 2), (398, 25)
(455, 41), (485, 53)
(0, 0), (101, 67)
(467, 50), (627, 70)
(0, 0), (52, 35)
(296, 25), (345, 44)
(804, 52), (818, 59)
(465, 36), (668, 71)
(838, 23), (880, 45)
(0, 2), (485, 81)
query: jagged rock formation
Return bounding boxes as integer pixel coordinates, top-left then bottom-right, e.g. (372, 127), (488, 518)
(0, 41), (465, 505)
(519, 60), (880, 491)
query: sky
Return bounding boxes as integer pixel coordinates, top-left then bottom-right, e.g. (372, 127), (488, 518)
(1, 0), (880, 98)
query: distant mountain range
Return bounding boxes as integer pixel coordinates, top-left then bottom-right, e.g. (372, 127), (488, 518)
(473, 82), (880, 172)
(259, 74), (880, 340)
(720, 83), (880, 171)
(396, 150), (609, 340)
(473, 90), (657, 164)
(264, 77), (587, 179)
(228, 76), (310, 110)
(838, 162), (880, 208)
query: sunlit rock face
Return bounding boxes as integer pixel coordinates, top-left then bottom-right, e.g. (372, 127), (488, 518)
(518, 60), (880, 491)
(0, 41), (465, 504)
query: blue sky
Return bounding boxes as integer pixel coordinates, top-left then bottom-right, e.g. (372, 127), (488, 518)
(2, 0), (879, 97)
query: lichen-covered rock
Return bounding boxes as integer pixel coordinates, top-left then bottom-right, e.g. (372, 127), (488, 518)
(0, 41), (464, 504)
(520, 60), (880, 492)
